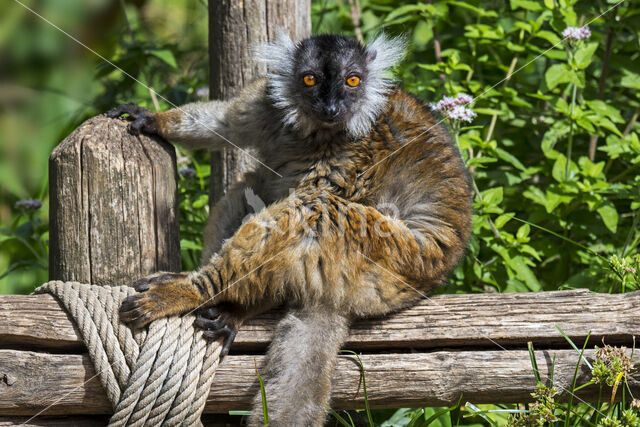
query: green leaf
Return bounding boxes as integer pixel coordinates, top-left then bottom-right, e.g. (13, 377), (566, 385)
(545, 63), (572, 90)
(509, 255), (542, 291)
(516, 224), (531, 241)
(534, 30), (561, 45)
(552, 155), (568, 182)
(482, 187), (503, 205)
(495, 147), (526, 171)
(510, 0), (543, 11)
(620, 69), (640, 91)
(447, 0), (498, 17)
(573, 42), (598, 69)
(192, 194), (209, 209)
(585, 100), (624, 123)
(495, 213), (515, 228)
(150, 49), (178, 68)
(180, 239), (202, 251)
(597, 203), (618, 233)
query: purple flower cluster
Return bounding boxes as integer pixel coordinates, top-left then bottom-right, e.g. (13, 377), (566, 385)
(562, 26), (591, 41)
(432, 93), (476, 123)
(179, 167), (197, 178)
(196, 85), (209, 98)
(177, 156), (191, 166)
(15, 199), (43, 212)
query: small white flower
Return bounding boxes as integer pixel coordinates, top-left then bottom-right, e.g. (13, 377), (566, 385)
(454, 93), (473, 105)
(448, 105), (477, 123)
(431, 96), (457, 112)
(562, 26), (591, 41)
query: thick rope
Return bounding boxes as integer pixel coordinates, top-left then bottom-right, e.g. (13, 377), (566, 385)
(35, 281), (223, 426)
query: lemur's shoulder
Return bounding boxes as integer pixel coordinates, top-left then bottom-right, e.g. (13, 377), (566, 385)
(381, 87), (442, 129)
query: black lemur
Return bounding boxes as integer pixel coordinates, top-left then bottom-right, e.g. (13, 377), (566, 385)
(109, 33), (472, 426)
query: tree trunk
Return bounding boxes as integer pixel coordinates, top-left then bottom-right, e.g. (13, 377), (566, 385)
(207, 0), (311, 203)
(48, 116), (181, 286)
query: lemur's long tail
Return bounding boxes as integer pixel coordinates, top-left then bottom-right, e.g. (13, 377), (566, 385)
(248, 307), (350, 427)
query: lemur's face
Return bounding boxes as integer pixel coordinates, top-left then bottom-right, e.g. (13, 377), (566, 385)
(292, 35), (372, 126)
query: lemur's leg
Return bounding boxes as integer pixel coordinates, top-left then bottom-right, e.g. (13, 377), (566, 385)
(120, 188), (455, 328)
(247, 307), (349, 427)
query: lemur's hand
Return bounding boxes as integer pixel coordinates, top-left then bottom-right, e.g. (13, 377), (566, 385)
(120, 271), (202, 329)
(194, 305), (243, 358)
(107, 103), (158, 136)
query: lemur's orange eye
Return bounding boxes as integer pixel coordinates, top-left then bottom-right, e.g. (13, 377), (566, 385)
(303, 75), (316, 86)
(346, 75), (360, 87)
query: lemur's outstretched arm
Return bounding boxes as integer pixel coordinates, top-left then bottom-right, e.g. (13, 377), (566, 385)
(107, 79), (269, 150)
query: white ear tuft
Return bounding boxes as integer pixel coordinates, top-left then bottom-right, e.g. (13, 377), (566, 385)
(365, 33), (407, 76)
(253, 31), (296, 74)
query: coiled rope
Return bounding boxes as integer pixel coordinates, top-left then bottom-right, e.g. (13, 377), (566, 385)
(35, 281), (223, 426)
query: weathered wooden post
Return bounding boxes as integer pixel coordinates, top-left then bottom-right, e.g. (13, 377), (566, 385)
(48, 115), (181, 286)
(207, 0), (311, 202)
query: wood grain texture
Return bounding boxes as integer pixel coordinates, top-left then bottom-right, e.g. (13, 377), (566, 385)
(1, 349), (637, 416)
(48, 116), (181, 286)
(2, 290), (638, 352)
(0, 415), (240, 426)
(207, 0), (311, 202)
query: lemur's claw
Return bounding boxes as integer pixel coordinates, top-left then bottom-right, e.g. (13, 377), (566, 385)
(132, 272), (185, 292)
(194, 305), (241, 358)
(107, 103), (156, 136)
(120, 271), (192, 329)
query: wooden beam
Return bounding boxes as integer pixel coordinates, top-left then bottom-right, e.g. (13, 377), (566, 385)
(2, 290), (638, 352)
(1, 348), (637, 416)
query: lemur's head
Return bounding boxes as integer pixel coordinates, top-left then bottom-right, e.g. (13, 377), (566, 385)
(256, 33), (406, 138)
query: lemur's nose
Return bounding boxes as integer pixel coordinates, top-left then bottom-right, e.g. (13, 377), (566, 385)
(325, 104), (339, 118)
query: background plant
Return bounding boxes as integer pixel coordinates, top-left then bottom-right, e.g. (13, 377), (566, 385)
(2, 0), (639, 424)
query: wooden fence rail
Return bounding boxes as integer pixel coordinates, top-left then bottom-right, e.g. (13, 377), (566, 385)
(1, 290), (639, 422)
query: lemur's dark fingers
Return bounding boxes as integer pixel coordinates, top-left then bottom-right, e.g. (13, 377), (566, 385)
(120, 294), (156, 329)
(200, 326), (237, 358)
(194, 316), (224, 330)
(107, 103), (157, 136)
(107, 103), (147, 119)
(220, 329), (237, 358)
(132, 272), (187, 292)
(195, 306), (221, 320)
(130, 114), (154, 135)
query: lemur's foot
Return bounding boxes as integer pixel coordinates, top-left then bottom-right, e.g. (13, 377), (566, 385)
(120, 271), (203, 329)
(194, 304), (243, 358)
(107, 103), (157, 136)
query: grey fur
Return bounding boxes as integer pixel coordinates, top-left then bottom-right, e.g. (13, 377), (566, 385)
(248, 307), (350, 427)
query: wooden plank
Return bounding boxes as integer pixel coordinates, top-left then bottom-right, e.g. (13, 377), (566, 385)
(2, 290), (638, 352)
(1, 349), (637, 416)
(0, 414), (239, 426)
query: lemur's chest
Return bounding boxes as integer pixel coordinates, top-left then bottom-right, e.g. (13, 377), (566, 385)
(287, 138), (374, 199)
